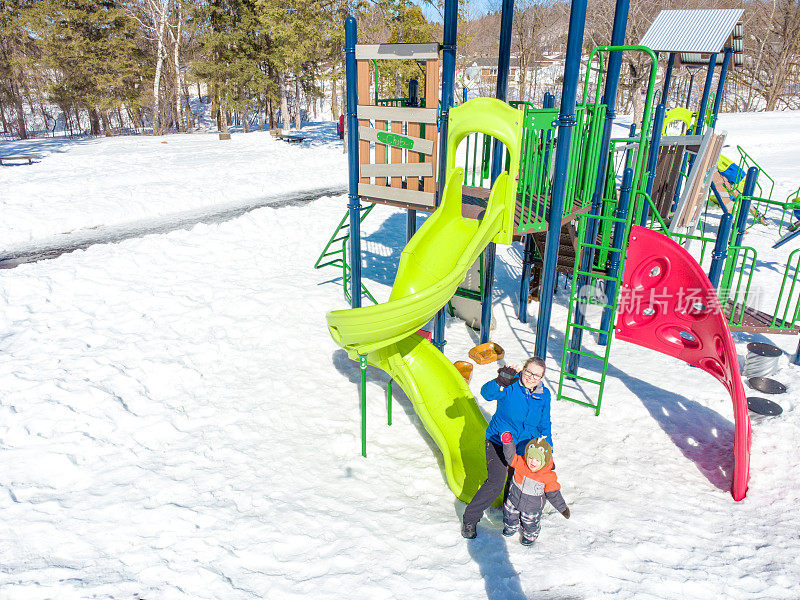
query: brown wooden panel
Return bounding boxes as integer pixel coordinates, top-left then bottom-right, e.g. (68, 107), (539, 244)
(407, 121), (421, 191)
(652, 144), (684, 219)
(390, 120), (403, 188)
(424, 59), (439, 195)
(357, 60), (370, 185)
(375, 119), (387, 186)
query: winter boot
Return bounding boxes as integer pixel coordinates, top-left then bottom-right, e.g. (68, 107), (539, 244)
(461, 521), (477, 539)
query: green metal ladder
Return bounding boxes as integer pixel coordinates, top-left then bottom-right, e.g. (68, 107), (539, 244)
(314, 205), (377, 305)
(557, 211), (629, 415)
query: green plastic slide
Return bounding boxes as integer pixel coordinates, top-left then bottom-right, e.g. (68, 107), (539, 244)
(326, 98), (523, 501)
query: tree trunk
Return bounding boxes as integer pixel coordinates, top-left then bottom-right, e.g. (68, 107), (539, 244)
(268, 96), (274, 128)
(152, 0), (171, 135)
(171, 0), (185, 132)
(183, 81), (194, 130)
(100, 109), (113, 136)
(219, 103), (229, 134)
(88, 108), (101, 135)
(279, 72), (290, 130)
(212, 83), (219, 128)
(0, 103), (10, 135)
(10, 80), (27, 139)
(295, 74), (302, 130)
(331, 77), (339, 120)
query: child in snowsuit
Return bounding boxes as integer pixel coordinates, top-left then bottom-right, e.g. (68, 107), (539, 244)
(500, 432), (569, 545)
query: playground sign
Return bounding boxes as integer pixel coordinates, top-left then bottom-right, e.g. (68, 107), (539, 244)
(376, 130), (414, 150)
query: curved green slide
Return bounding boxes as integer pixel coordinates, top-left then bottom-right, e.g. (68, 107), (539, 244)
(327, 98), (523, 502)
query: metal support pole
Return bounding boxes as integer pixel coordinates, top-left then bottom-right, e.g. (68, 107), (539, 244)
(564, 0), (629, 374)
(598, 168), (633, 346)
(535, 0), (588, 360)
(720, 167), (759, 301)
(408, 79), (419, 107)
(685, 70), (697, 108)
(624, 123), (637, 170)
(711, 48), (732, 127)
(708, 186), (733, 289)
(793, 340), (800, 367)
(480, 0), (515, 344)
(387, 379), (393, 426)
(734, 168), (759, 246)
(433, 0), (458, 352)
(639, 103), (666, 226)
(661, 53), (675, 105)
(345, 17), (363, 309)
(360, 354), (367, 457)
(694, 53), (717, 136)
(406, 210), (417, 242)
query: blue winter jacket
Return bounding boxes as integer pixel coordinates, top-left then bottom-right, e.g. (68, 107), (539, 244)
(481, 376), (553, 456)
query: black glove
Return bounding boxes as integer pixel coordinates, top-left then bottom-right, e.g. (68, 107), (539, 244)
(496, 366), (517, 388)
(561, 507), (570, 519)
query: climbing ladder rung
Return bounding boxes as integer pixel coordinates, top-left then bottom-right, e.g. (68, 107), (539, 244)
(565, 348), (603, 359)
(575, 298), (614, 309)
(316, 259), (344, 269)
(580, 242), (623, 253)
(558, 394), (599, 409)
(568, 323), (607, 334)
(575, 269), (617, 281)
(565, 373), (603, 386)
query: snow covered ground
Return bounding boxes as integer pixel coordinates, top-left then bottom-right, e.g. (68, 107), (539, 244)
(1, 113), (799, 600)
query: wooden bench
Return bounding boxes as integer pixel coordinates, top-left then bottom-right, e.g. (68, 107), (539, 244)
(0, 154), (40, 165)
(269, 128), (305, 143)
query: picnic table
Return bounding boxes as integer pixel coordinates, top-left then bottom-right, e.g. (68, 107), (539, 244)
(0, 154), (40, 165)
(269, 128), (305, 143)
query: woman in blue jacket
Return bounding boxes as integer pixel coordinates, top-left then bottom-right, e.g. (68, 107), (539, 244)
(461, 356), (552, 539)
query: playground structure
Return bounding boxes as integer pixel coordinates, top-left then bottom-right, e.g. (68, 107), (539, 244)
(320, 1), (800, 504)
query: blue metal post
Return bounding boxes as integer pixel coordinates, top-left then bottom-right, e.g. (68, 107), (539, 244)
(479, 0), (515, 344)
(721, 167), (759, 298)
(535, 0), (588, 360)
(624, 123), (637, 170)
(711, 48), (732, 127)
(793, 340), (800, 366)
(433, 0), (458, 352)
(708, 183), (733, 289)
(685, 69), (697, 108)
(661, 53), (675, 105)
(598, 168), (633, 346)
(694, 53), (717, 136)
(734, 167), (759, 247)
(638, 103), (666, 226)
(463, 86), (468, 104)
(344, 17), (362, 309)
(564, 0), (629, 374)
(407, 80), (419, 242)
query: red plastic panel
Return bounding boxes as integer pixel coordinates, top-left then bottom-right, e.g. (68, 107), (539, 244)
(616, 226), (751, 501)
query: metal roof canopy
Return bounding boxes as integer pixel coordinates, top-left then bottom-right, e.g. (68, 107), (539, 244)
(639, 9), (744, 66)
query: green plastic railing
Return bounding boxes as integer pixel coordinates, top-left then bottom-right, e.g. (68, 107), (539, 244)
(721, 244), (757, 327)
(771, 248), (800, 330)
(583, 45), (659, 226)
(515, 105), (558, 232)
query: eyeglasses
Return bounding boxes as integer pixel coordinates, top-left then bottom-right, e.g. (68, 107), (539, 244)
(521, 370), (544, 380)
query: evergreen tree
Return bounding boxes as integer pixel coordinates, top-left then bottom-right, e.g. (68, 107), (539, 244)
(30, 0), (149, 135)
